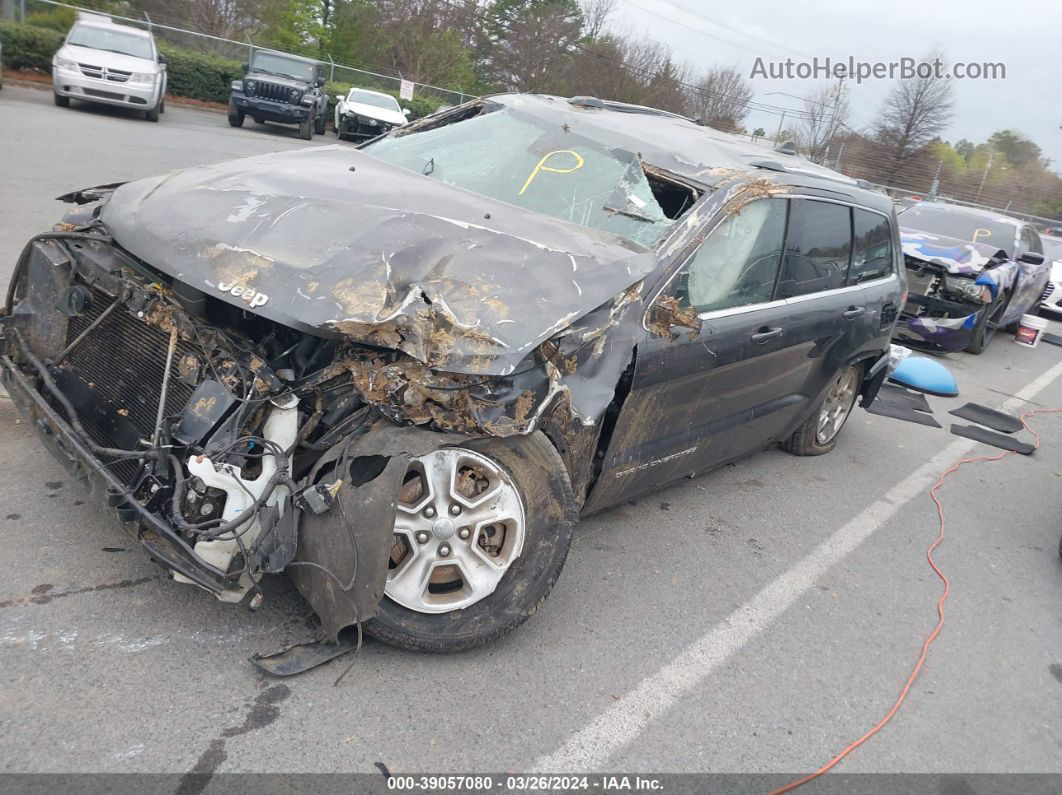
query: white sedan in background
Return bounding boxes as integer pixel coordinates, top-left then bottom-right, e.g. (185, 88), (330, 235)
(334, 87), (409, 140)
(1038, 235), (1062, 316)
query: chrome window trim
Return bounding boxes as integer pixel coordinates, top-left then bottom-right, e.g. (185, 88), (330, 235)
(642, 192), (900, 332)
(694, 275), (897, 321)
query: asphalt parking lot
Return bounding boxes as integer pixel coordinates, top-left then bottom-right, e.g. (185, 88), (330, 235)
(1, 84), (1061, 782)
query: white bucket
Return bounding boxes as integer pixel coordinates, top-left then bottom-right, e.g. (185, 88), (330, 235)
(1013, 313), (1048, 348)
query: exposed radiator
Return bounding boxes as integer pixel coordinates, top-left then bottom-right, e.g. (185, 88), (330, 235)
(51, 289), (198, 482)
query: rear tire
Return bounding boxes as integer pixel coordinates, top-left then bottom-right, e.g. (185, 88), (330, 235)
(227, 98), (244, 127)
(297, 117), (313, 140)
(54, 92), (69, 107)
(783, 363), (861, 456)
(365, 433), (576, 653)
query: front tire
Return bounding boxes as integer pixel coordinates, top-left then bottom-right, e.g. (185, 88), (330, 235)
(54, 92), (69, 107)
(783, 363), (861, 456)
(227, 98), (244, 127)
(145, 102), (160, 122)
(297, 116), (313, 140)
(965, 290), (1009, 354)
(314, 111), (326, 135)
(365, 433), (576, 652)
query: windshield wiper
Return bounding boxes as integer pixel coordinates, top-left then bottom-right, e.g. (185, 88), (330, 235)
(603, 206), (656, 223)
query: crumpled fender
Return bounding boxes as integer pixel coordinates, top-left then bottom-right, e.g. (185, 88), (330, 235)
(289, 421), (474, 641)
(974, 261), (1018, 301)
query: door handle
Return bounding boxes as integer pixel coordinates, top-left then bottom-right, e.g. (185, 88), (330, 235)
(750, 326), (784, 344)
(842, 306), (866, 320)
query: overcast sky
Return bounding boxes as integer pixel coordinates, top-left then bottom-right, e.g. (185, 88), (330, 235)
(612, 0), (1061, 171)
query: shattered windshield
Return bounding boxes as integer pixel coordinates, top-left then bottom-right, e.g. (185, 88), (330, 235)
(900, 205), (1015, 255)
(363, 108), (674, 247)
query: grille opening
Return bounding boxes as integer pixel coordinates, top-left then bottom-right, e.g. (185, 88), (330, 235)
(48, 286), (199, 484)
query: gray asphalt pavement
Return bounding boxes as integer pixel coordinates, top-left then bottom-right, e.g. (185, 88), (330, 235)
(1, 84), (1061, 781)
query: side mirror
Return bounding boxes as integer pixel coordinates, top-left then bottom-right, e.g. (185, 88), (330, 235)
(402, 108), (411, 117)
(335, 94), (344, 103)
(241, 61), (249, 71)
(1019, 251), (1045, 265)
(157, 53), (166, 64)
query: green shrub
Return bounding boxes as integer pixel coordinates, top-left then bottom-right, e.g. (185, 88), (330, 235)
(0, 20), (64, 72)
(157, 44), (242, 104)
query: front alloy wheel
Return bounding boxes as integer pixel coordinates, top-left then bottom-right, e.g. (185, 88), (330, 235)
(385, 448), (526, 614)
(365, 434), (575, 652)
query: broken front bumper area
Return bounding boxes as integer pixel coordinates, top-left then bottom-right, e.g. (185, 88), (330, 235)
(0, 232), (405, 638)
(0, 352), (230, 594)
(894, 262), (991, 352)
(337, 112), (395, 139)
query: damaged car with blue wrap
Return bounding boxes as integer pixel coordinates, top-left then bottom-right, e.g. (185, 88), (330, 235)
(894, 202), (1049, 353)
(0, 94), (905, 659)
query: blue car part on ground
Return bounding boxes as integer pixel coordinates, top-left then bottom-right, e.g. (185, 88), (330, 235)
(888, 355), (959, 397)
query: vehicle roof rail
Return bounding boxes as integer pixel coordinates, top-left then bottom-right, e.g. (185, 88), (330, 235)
(749, 159), (788, 172)
(568, 96), (606, 109)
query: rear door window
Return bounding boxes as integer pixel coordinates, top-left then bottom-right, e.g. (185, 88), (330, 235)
(848, 209), (894, 284)
(776, 199), (852, 299)
(682, 198), (788, 313)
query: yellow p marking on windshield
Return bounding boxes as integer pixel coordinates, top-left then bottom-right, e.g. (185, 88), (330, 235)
(519, 150), (584, 196)
(972, 228), (992, 243)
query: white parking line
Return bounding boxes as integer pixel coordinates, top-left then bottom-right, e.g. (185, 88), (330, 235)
(533, 358), (1062, 772)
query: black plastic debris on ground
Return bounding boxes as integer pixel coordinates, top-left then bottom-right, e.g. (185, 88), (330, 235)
(878, 383), (933, 413)
(950, 424), (1035, 455)
(948, 403), (1023, 434)
(1041, 331), (1062, 348)
(864, 384), (940, 427)
(865, 400), (942, 428)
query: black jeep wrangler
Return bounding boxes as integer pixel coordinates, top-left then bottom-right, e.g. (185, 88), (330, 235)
(228, 50), (328, 140)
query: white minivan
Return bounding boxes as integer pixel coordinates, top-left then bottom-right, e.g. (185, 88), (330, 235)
(52, 13), (167, 122)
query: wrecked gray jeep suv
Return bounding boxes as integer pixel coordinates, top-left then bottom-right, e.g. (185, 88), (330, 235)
(0, 94), (903, 653)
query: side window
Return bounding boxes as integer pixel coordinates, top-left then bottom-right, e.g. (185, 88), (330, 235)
(1024, 227), (1043, 254)
(776, 199), (852, 299)
(849, 209), (894, 284)
(682, 198), (787, 313)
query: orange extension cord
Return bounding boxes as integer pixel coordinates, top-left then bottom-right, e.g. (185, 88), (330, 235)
(770, 408), (1062, 794)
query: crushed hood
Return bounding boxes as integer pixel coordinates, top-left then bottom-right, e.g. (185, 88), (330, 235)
(101, 146), (657, 376)
(900, 228), (1009, 275)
